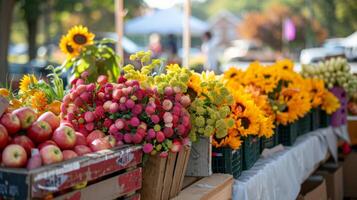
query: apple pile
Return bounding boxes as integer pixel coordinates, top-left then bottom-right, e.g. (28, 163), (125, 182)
(61, 75), (192, 157)
(0, 107), (107, 169)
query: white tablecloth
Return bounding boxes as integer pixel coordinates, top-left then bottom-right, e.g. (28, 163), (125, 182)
(232, 126), (346, 200)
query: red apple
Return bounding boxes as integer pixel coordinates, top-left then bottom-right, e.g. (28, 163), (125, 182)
(104, 135), (116, 148)
(12, 135), (35, 156)
(27, 121), (52, 144)
(37, 112), (60, 130)
(86, 130), (105, 144)
(52, 126), (76, 150)
(75, 132), (87, 146)
(89, 138), (111, 152)
(74, 145), (92, 156)
(38, 140), (58, 150)
(12, 107), (37, 129)
(2, 144), (27, 168)
(0, 124), (9, 149)
(0, 113), (21, 134)
(62, 150), (78, 160)
(40, 145), (63, 165)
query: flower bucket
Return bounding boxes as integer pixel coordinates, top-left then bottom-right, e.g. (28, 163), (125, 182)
(141, 146), (191, 200)
(212, 147), (243, 179)
(242, 135), (260, 170)
(185, 136), (212, 177)
(319, 109), (331, 128)
(278, 122), (298, 146)
(311, 108), (321, 131)
(297, 113), (312, 135)
(260, 128), (279, 152)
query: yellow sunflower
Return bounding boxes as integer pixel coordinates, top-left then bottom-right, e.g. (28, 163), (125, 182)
(259, 116), (275, 138)
(67, 25), (95, 48)
(188, 73), (202, 95)
(31, 91), (48, 112)
(212, 134), (242, 150)
(235, 103), (262, 136)
(19, 74), (37, 94)
(59, 35), (80, 59)
(306, 78), (325, 108)
(275, 59), (294, 71)
(321, 91), (340, 114)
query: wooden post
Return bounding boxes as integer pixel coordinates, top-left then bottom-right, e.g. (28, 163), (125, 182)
(115, 0), (124, 65)
(182, 0), (191, 68)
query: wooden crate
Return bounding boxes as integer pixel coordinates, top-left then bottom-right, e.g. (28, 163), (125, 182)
(0, 145), (142, 199)
(141, 146), (191, 200)
(54, 167), (142, 200)
(172, 174), (233, 200)
(185, 137), (212, 177)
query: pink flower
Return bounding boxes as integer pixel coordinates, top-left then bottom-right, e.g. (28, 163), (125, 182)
(163, 112), (173, 123)
(115, 119), (125, 130)
(85, 122), (95, 131)
(103, 118), (113, 128)
(150, 115), (160, 124)
(124, 133), (132, 143)
(177, 125), (186, 135)
(74, 97), (83, 107)
(125, 99), (135, 109)
(86, 83), (95, 92)
(164, 87), (174, 96)
(109, 102), (119, 113)
(138, 122), (147, 130)
(162, 99), (173, 111)
(109, 124), (119, 134)
(163, 127), (174, 138)
(136, 128), (146, 137)
(172, 115), (179, 125)
(132, 104), (143, 115)
(129, 117), (140, 127)
(145, 106), (155, 115)
(156, 131), (165, 143)
(132, 134), (143, 144)
(117, 76), (127, 83)
(94, 106), (105, 118)
(97, 75), (108, 85)
(103, 101), (112, 112)
(172, 105), (181, 116)
(143, 143), (154, 154)
(84, 111), (95, 123)
(81, 71), (89, 79)
(76, 85), (86, 94)
(182, 115), (190, 127)
(147, 129), (156, 139)
(180, 95), (191, 107)
(119, 97), (126, 104)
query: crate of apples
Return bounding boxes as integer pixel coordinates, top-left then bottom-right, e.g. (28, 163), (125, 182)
(0, 107), (117, 169)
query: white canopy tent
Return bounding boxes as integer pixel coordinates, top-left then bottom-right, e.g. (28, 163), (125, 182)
(124, 7), (208, 37)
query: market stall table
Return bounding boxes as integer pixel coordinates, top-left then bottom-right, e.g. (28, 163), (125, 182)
(233, 126), (344, 200)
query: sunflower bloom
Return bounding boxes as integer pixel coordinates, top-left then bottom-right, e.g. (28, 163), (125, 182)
(321, 91), (340, 114)
(19, 74), (37, 94)
(67, 25), (95, 48)
(59, 35), (80, 58)
(0, 88), (10, 97)
(31, 91), (48, 112)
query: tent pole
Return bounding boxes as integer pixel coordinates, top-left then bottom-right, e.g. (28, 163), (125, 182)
(115, 0), (124, 65)
(183, 0), (191, 68)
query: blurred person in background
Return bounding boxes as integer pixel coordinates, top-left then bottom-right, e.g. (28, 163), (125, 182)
(201, 31), (219, 73)
(166, 34), (180, 65)
(149, 33), (162, 58)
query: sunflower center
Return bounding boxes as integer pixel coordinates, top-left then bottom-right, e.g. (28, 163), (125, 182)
(264, 74), (271, 79)
(66, 44), (74, 53)
(283, 65), (288, 69)
(230, 73), (237, 78)
(241, 117), (250, 129)
(312, 89), (317, 93)
(73, 34), (87, 44)
(283, 106), (289, 112)
(237, 103), (246, 112)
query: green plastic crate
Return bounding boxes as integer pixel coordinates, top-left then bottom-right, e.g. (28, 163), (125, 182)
(212, 147), (242, 179)
(297, 113), (311, 136)
(278, 122), (298, 146)
(319, 109), (331, 128)
(242, 136), (260, 170)
(260, 128), (279, 151)
(310, 108), (320, 131)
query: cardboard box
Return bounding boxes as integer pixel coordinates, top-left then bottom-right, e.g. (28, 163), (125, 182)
(172, 173), (233, 200)
(297, 176), (327, 200)
(315, 163), (343, 200)
(341, 152), (357, 198)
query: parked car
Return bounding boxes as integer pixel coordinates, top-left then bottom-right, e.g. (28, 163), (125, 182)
(300, 38), (345, 64)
